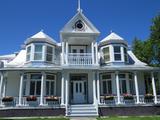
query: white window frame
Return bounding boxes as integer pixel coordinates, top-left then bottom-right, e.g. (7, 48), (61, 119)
(34, 44), (43, 61)
(102, 46), (110, 63)
(26, 45), (31, 62)
(46, 45), (54, 63)
(101, 74), (112, 95)
(45, 74), (56, 96)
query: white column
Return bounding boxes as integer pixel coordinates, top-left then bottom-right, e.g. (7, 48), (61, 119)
(95, 42), (98, 65)
(134, 71), (140, 104)
(62, 42), (64, 65)
(91, 42), (95, 64)
(66, 42), (68, 65)
(96, 72), (100, 104)
(151, 72), (157, 104)
(61, 73), (65, 105)
(0, 72), (4, 106)
(115, 71), (121, 104)
(93, 72), (96, 104)
(18, 72), (24, 106)
(40, 72), (45, 106)
(65, 73), (69, 106)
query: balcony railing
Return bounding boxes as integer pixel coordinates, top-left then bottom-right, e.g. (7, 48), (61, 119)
(68, 53), (92, 65)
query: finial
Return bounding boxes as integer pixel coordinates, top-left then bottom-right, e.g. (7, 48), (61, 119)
(40, 29), (44, 32)
(77, 0), (82, 12)
(110, 30), (113, 33)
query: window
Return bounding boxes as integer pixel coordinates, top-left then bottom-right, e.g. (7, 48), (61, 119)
(101, 74), (112, 95)
(34, 45), (43, 60)
(103, 47), (110, 62)
(114, 46), (121, 61)
(26, 46), (31, 61)
(129, 74), (135, 94)
(46, 75), (56, 96)
(124, 47), (128, 62)
(119, 74), (127, 94)
(30, 74), (42, 96)
(46, 46), (53, 62)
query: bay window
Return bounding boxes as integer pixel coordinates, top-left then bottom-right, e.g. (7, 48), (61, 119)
(124, 47), (128, 62)
(34, 45), (43, 60)
(103, 47), (110, 62)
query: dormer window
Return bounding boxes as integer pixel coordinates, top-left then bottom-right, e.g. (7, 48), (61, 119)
(114, 46), (121, 61)
(26, 46), (31, 61)
(34, 45), (43, 60)
(124, 47), (128, 62)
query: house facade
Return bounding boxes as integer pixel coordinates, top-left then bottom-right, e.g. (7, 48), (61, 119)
(0, 1), (160, 117)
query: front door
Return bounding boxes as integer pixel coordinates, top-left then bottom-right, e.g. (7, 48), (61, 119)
(73, 81), (86, 104)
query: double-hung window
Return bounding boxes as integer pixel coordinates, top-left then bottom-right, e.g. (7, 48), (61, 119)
(124, 47), (128, 62)
(103, 47), (110, 62)
(34, 45), (43, 60)
(114, 46), (121, 61)
(46, 46), (53, 62)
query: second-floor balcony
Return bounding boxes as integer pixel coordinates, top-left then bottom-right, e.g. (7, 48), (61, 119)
(67, 53), (92, 65)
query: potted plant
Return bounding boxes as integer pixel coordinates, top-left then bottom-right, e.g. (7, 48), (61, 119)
(2, 96), (14, 102)
(144, 94), (154, 103)
(2, 96), (14, 106)
(46, 96), (59, 102)
(123, 94), (134, 100)
(26, 96), (37, 101)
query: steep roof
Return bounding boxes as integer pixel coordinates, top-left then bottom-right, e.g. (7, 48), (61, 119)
(61, 11), (100, 35)
(25, 31), (57, 46)
(100, 32), (128, 46)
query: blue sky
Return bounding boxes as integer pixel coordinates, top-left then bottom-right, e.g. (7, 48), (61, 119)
(0, 0), (159, 55)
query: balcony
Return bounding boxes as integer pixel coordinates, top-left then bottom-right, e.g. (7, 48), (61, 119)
(68, 53), (92, 65)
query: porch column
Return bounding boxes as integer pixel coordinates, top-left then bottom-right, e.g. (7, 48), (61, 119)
(66, 42), (68, 65)
(93, 72), (97, 105)
(61, 73), (65, 105)
(115, 71), (121, 104)
(0, 72), (4, 106)
(40, 72), (45, 106)
(65, 73), (69, 106)
(95, 42), (98, 65)
(91, 42), (95, 64)
(134, 71), (140, 104)
(151, 72), (157, 104)
(18, 72), (24, 106)
(96, 72), (100, 104)
(62, 42), (65, 65)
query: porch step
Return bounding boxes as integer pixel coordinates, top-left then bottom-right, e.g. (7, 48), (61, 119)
(67, 104), (98, 117)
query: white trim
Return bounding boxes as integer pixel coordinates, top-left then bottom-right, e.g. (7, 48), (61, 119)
(96, 72), (100, 104)
(134, 71), (140, 104)
(115, 71), (121, 104)
(40, 72), (45, 106)
(18, 72), (24, 106)
(151, 72), (157, 104)
(0, 72), (4, 106)
(61, 73), (65, 105)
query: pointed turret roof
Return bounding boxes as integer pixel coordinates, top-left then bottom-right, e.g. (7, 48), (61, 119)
(100, 32), (127, 46)
(25, 31), (57, 46)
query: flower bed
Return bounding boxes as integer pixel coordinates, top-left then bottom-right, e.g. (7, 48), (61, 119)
(123, 94), (134, 100)
(26, 96), (37, 101)
(144, 94), (154, 100)
(2, 96), (14, 102)
(46, 96), (59, 102)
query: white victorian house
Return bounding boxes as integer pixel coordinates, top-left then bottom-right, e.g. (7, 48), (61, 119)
(0, 2), (160, 117)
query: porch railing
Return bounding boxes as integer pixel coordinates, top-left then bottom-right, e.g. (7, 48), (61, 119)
(68, 53), (92, 65)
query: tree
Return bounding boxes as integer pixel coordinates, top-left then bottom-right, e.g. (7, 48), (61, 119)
(132, 14), (160, 66)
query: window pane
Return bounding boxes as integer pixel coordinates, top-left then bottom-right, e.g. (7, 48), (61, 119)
(114, 54), (121, 60)
(30, 81), (35, 95)
(46, 81), (49, 95)
(103, 47), (109, 54)
(36, 81), (41, 95)
(34, 53), (42, 60)
(107, 81), (112, 94)
(124, 47), (127, 54)
(103, 81), (107, 94)
(27, 46), (31, 53)
(35, 45), (42, 52)
(47, 46), (53, 54)
(122, 80), (127, 94)
(23, 81), (26, 96)
(31, 74), (42, 79)
(119, 74), (125, 79)
(104, 55), (110, 62)
(102, 75), (111, 79)
(114, 46), (120, 53)
(46, 54), (52, 61)
(51, 82), (54, 95)
(46, 75), (55, 80)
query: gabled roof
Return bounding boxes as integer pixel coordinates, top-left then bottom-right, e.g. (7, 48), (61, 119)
(61, 11), (100, 35)
(25, 31), (57, 46)
(100, 32), (128, 46)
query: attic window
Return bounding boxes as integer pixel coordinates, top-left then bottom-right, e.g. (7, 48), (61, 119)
(75, 20), (84, 30)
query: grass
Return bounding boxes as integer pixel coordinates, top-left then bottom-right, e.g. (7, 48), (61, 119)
(97, 116), (160, 120)
(0, 118), (69, 120)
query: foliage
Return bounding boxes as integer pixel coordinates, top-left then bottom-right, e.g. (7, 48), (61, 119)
(132, 14), (160, 67)
(2, 96), (14, 102)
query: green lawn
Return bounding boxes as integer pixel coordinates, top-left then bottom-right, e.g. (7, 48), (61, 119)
(0, 118), (69, 120)
(97, 116), (160, 120)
